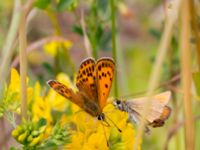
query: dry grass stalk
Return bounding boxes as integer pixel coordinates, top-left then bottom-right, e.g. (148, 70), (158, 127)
(19, 0), (35, 120)
(133, 1), (180, 149)
(19, 10), (28, 120)
(180, 0), (195, 149)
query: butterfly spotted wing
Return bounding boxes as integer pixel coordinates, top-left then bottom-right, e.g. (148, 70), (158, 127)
(96, 58), (115, 111)
(48, 57), (115, 117)
(76, 58), (98, 103)
(47, 80), (85, 108)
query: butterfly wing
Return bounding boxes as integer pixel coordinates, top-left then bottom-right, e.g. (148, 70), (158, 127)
(153, 91), (171, 106)
(96, 57), (115, 111)
(149, 106), (171, 127)
(47, 80), (85, 109)
(126, 91), (171, 125)
(76, 57), (98, 103)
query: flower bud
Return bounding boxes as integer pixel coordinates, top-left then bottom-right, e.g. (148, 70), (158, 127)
(18, 131), (28, 143)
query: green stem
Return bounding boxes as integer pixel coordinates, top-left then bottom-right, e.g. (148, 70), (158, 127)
(47, 10), (61, 35)
(91, 1), (98, 59)
(92, 42), (97, 59)
(110, 0), (118, 97)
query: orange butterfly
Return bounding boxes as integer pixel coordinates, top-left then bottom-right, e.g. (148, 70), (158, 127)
(113, 91), (171, 132)
(47, 57), (116, 124)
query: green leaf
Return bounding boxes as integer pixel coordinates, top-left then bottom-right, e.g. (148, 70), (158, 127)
(51, 110), (63, 124)
(71, 25), (83, 36)
(9, 147), (19, 150)
(56, 0), (75, 12)
(99, 30), (112, 51)
(95, 25), (103, 43)
(38, 118), (47, 127)
(149, 28), (161, 40)
(97, 0), (109, 13)
(193, 72), (200, 96)
(42, 62), (54, 75)
(34, 0), (51, 9)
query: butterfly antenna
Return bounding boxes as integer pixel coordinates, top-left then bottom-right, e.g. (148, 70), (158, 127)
(106, 115), (122, 133)
(101, 122), (110, 147)
(102, 119), (110, 127)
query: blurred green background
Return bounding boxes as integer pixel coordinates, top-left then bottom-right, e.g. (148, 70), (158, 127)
(0, 0), (199, 149)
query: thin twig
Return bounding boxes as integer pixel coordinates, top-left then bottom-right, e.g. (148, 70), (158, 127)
(80, 10), (92, 57)
(164, 115), (200, 150)
(11, 36), (69, 67)
(121, 73), (180, 98)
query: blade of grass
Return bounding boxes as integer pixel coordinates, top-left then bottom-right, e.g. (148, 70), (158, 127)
(110, 0), (118, 97)
(180, 0), (195, 149)
(0, 0), (21, 99)
(11, 36), (68, 67)
(133, 1), (180, 149)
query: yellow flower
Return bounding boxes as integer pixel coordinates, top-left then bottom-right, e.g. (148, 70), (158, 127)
(4, 68), (33, 113)
(8, 68), (30, 92)
(82, 132), (109, 150)
(73, 111), (100, 133)
(32, 81), (52, 124)
(43, 40), (72, 57)
(9, 68), (20, 92)
(66, 103), (139, 150)
(32, 96), (52, 123)
(31, 82), (52, 141)
(122, 124), (137, 150)
(66, 132), (85, 149)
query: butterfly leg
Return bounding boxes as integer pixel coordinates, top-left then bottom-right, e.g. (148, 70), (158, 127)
(101, 122), (110, 147)
(145, 126), (151, 134)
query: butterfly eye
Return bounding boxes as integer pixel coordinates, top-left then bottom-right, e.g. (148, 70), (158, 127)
(116, 100), (121, 105)
(97, 113), (105, 120)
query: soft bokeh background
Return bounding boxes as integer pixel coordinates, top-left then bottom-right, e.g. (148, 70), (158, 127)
(0, 0), (199, 150)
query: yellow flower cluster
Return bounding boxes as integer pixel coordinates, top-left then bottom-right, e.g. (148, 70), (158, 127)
(9, 69), (141, 149)
(65, 104), (139, 150)
(1, 68), (33, 114)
